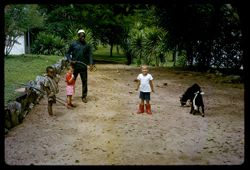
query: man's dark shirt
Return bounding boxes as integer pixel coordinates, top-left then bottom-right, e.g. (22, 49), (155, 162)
(66, 40), (93, 70)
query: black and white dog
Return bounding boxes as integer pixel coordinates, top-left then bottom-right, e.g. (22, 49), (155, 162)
(180, 83), (205, 117)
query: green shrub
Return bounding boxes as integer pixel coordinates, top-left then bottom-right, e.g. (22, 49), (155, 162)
(31, 32), (66, 55)
(176, 55), (187, 67)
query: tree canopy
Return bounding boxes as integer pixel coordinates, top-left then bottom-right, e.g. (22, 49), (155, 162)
(5, 3), (244, 74)
(4, 4), (44, 56)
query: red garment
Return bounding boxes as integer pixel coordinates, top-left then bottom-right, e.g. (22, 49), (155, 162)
(65, 72), (76, 86)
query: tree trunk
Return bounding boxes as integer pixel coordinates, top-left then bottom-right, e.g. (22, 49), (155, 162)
(110, 43), (113, 58)
(155, 56), (159, 67)
(116, 45), (119, 54)
(27, 28), (30, 54)
(186, 45), (193, 67)
(173, 45), (178, 67)
(126, 51), (132, 65)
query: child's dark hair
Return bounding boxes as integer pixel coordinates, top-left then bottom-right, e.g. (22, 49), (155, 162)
(46, 66), (54, 73)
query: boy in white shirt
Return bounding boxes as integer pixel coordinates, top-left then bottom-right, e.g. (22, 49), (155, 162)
(135, 65), (154, 114)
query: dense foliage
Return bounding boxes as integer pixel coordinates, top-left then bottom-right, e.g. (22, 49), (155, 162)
(5, 3), (244, 74)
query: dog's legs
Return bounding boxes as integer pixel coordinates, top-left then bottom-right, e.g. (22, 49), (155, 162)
(197, 107), (200, 113)
(192, 109), (196, 115)
(190, 104), (194, 114)
(201, 106), (205, 117)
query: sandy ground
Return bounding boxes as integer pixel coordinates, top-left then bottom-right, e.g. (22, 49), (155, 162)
(4, 64), (244, 165)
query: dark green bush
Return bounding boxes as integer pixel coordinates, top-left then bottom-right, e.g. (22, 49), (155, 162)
(31, 32), (66, 55)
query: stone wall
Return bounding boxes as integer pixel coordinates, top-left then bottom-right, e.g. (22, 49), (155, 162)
(4, 59), (67, 134)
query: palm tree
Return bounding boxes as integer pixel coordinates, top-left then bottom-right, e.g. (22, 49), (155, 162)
(144, 27), (167, 66)
(131, 32), (146, 66)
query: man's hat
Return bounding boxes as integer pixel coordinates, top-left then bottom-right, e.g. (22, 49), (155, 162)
(77, 29), (85, 34)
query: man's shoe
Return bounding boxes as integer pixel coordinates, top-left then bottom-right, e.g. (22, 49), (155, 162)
(82, 97), (87, 103)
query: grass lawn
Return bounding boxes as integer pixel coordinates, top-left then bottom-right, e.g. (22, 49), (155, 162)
(93, 45), (127, 64)
(4, 46), (126, 105)
(4, 54), (63, 105)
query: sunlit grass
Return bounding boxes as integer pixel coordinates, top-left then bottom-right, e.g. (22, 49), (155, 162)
(94, 45), (126, 64)
(4, 54), (63, 105)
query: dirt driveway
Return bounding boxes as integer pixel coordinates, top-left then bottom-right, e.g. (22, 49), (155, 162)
(4, 64), (244, 165)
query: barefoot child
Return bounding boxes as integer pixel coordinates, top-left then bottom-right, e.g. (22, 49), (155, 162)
(65, 64), (76, 108)
(135, 65), (155, 114)
(44, 66), (59, 116)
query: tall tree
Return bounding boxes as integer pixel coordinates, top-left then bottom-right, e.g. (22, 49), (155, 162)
(4, 4), (44, 56)
(39, 4), (132, 57)
(86, 4), (132, 57)
(155, 3), (242, 72)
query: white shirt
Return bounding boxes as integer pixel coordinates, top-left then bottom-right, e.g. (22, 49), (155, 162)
(137, 73), (153, 92)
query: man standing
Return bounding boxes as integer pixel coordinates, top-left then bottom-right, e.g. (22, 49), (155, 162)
(65, 29), (94, 103)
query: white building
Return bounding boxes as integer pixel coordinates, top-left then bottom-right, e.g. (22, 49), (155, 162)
(5, 34), (27, 55)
